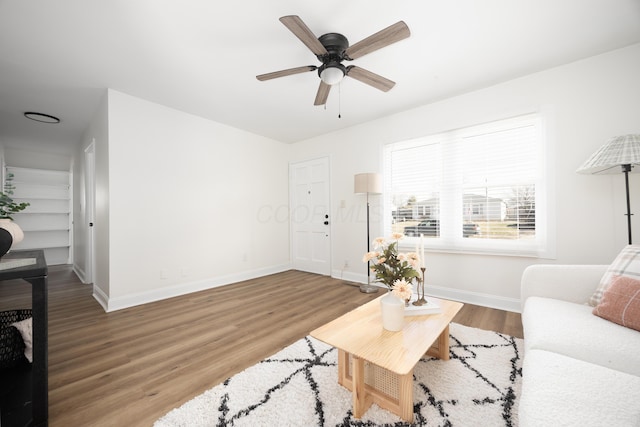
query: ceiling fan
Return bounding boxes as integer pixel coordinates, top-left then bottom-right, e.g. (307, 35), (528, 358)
(256, 15), (410, 106)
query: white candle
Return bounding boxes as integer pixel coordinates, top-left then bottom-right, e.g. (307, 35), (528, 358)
(420, 234), (425, 268)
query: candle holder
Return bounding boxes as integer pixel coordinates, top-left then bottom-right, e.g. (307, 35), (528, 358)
(412, 267), (427, 306)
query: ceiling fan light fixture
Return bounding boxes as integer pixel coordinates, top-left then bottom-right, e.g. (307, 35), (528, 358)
(319, 64), (345, 85)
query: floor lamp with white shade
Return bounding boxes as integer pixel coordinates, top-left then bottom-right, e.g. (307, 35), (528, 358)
(355, 173), (382, 293)
(577, 134), (640, 244)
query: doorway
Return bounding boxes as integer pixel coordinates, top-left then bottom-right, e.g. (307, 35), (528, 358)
(289, 157), (331, 275)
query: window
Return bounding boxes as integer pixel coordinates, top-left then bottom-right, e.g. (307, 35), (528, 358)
(383, 114), (550, 257)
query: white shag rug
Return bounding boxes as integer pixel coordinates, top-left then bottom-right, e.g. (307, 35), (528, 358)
(155, 323), (523, 427)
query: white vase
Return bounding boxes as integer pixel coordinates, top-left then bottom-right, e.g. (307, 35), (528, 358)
(0, 218), (24, 245)
(380, 291), (405, 331)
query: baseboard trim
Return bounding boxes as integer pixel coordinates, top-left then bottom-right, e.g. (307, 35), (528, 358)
(92, 285), (109, 312)
(425, 284), (521, 313)
(73, 264), (89, 284)
(98, 263), (292, 312)
(331, 269), (365, 284)
(332, 270), (521, 313)
(96, 265), (520, 313)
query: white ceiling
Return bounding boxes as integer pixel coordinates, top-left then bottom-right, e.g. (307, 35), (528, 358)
(1, 1), (639, 155)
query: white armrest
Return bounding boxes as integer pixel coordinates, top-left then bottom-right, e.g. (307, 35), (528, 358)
(520, 264), (608, 310)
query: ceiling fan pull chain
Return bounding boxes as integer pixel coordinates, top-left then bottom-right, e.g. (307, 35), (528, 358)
(338, 82), (341, 119)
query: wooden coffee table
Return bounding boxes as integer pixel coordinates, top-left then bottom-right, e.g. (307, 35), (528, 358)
(310, 295), (463, 422)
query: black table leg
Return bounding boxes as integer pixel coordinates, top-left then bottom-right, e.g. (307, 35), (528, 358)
(26, 275), (48, 427)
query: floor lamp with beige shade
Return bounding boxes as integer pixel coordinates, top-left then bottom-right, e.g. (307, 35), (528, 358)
(355, 173), (382, 293)
(577, 134), (640, 244)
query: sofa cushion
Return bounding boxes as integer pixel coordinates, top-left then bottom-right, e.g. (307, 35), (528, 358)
(590, 244), (640, 306)
(593, 275), (640, 332)
(519, 349), (640, 427)
(523, 296), (640, 376)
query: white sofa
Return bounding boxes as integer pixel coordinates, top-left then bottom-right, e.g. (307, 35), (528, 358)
(519, 264), (640, 427)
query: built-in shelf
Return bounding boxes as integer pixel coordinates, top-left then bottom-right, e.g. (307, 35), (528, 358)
(13, 230), (69, 249)
(12, 212), (69, 230)
(6, 167), (72, 266)
(9, 183), (69, 200)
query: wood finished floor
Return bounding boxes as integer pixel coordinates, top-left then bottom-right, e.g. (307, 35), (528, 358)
(0, 265), (523, 427)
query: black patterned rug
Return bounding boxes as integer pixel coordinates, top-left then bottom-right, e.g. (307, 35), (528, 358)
(155, 323), (523, 427)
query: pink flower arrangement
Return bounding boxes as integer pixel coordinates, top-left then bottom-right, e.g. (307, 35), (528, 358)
(362, 233), (421, 294)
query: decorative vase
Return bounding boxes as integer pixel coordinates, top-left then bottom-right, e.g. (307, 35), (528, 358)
(0, 228), (12, 258)
(0, 218), (24, 245)
(380, 291), (405, 331)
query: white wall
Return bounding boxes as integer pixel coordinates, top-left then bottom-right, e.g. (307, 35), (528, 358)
(92, 90), (290, 311)
(290, 44), (640, 312)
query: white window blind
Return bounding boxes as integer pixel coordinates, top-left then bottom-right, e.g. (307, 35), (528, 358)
(383, 114), (550, 257)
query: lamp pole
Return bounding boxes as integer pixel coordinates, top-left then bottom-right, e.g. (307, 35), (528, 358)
(361, 191), (378, 293)
(354, 173), (381, 293)
(366, 192), (371, 284)
(623, 164), (633, 244)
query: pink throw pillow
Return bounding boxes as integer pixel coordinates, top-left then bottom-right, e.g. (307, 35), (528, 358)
(593, 275), (640, 332)
(590, 244), (640, 306)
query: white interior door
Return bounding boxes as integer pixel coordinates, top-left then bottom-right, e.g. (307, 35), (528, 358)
(84, 142), (96, 284)
(290, 157), (331, 275)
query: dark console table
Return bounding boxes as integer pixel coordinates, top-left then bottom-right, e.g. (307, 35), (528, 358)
(0, 250), (48, 427)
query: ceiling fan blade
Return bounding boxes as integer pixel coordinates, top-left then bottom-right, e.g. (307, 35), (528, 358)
(256, 65), (317, 81)
(279, 15), (328, 57)
(314, 81), (331, 105)
(346, 66), (395, 92)
(344, 21), (410, 60)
